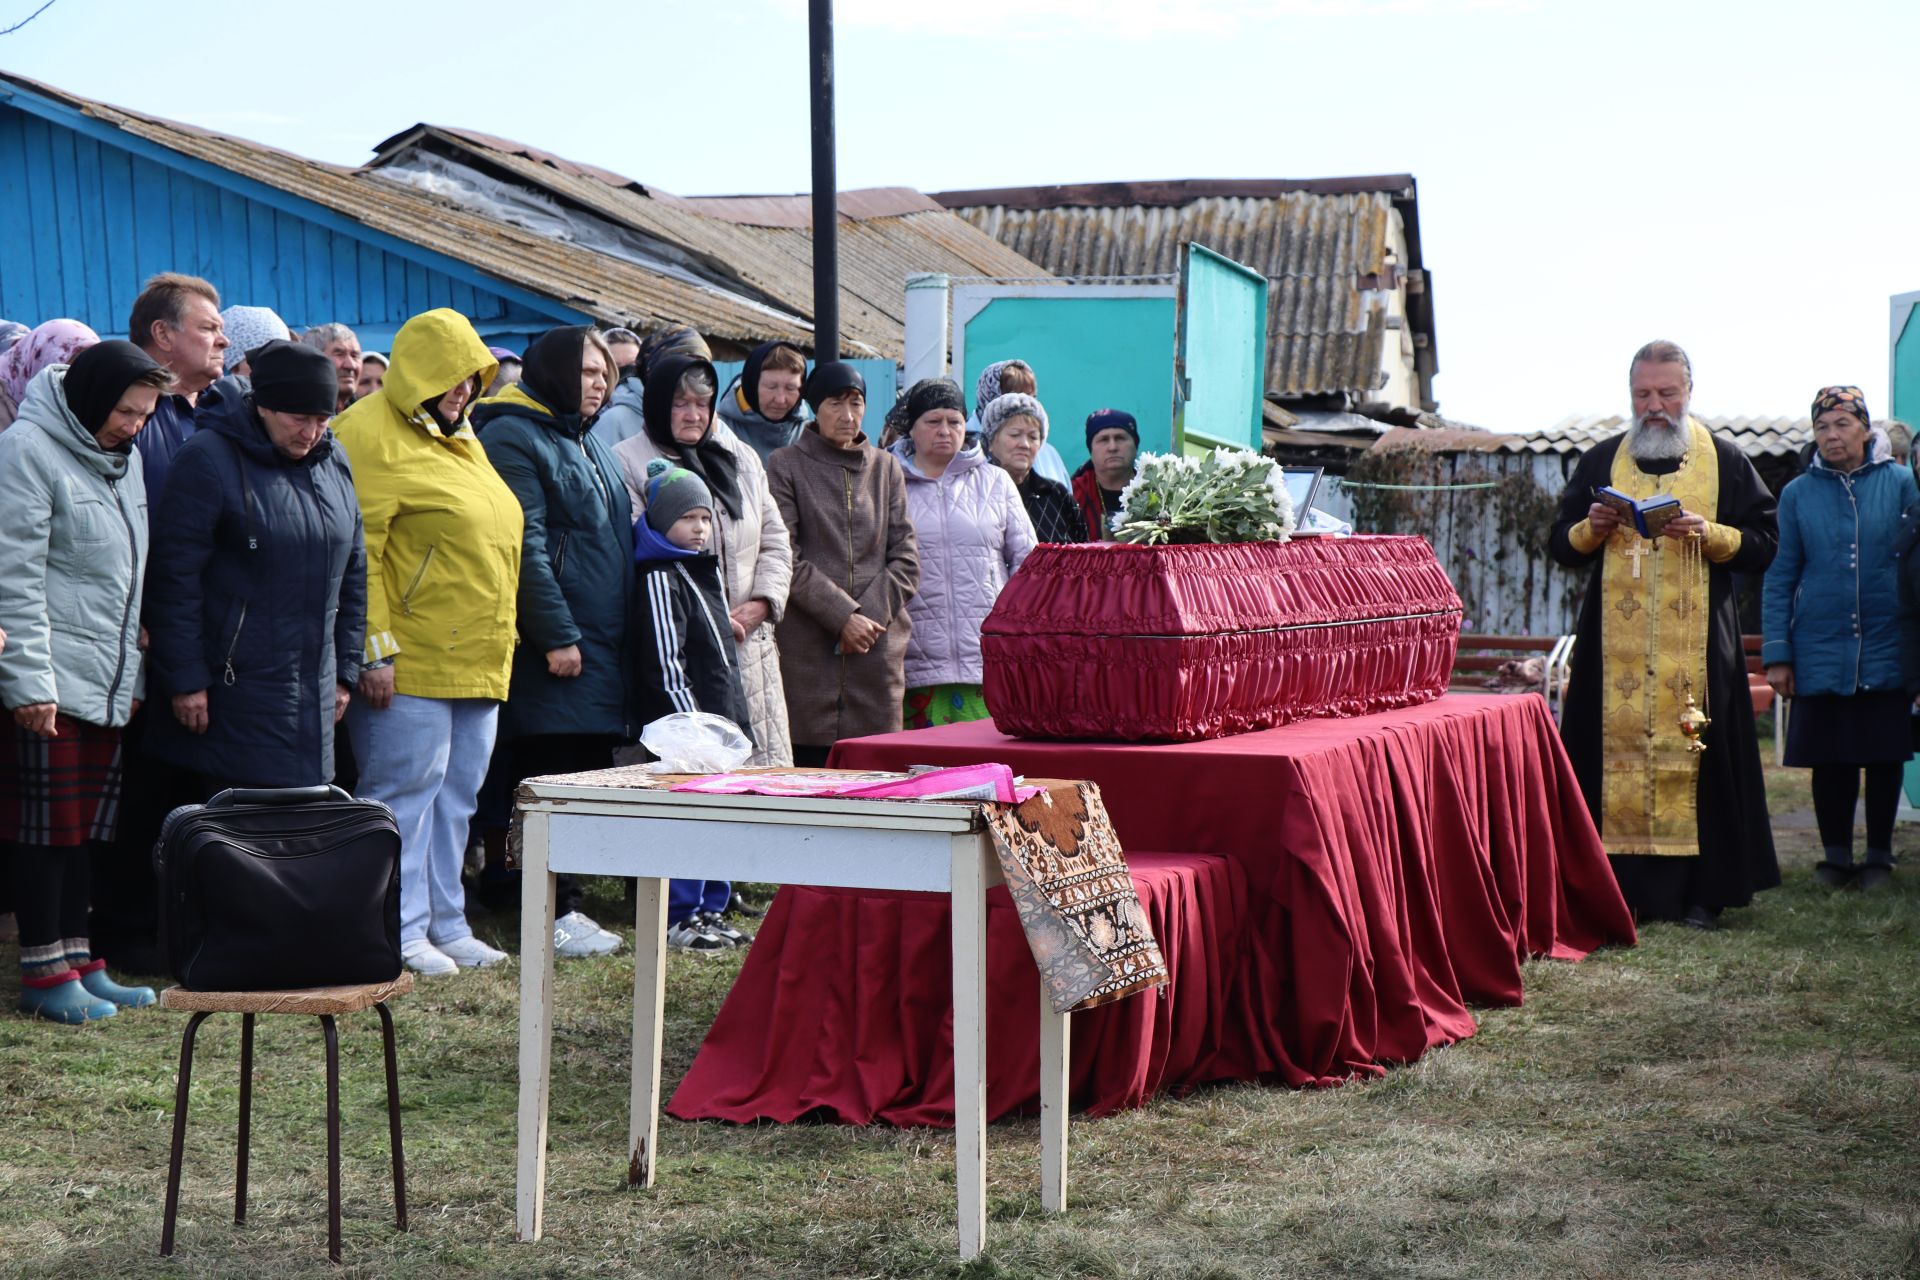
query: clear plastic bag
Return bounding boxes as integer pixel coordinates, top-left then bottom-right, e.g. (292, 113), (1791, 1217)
(638, 712), (753, 774)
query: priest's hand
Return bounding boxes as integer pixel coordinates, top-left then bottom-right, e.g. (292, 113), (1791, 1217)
(1765, 664), (1795, 699)
(1664, 510), (1707, 538)
(1585, 502), (1624, 536)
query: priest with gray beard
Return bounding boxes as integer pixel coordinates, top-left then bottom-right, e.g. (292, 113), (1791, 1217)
(1549, 340), (1781, 930)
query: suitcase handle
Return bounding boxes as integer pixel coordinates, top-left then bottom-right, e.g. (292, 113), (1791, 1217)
(205, 785), (354, 809)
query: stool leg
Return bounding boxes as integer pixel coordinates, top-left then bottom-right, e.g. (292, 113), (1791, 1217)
(235, 1012), (254, 1225)
(320, 1014), (342, 1265)
(161, 1011), (212, 1257)
(376, 1001), (407, 1231)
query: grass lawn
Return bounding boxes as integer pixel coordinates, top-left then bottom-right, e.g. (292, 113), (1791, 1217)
(2, 762), (1916, 1279)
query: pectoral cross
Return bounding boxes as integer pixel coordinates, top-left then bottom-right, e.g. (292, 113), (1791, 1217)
(1625, 537), (1651, 579)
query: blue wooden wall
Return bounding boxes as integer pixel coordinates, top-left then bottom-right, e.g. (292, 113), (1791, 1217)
(0, 102), (567, 353)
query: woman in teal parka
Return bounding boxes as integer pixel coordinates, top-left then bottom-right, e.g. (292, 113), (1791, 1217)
(1762, 386), (1920, 891)
(474, 326), (636, 763)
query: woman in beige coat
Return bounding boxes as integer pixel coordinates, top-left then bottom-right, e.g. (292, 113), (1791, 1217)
(613, 355), (794, 766)
(765, 363), (919, 765)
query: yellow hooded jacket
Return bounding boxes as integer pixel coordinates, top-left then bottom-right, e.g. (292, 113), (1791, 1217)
(332, 309), (521, 700)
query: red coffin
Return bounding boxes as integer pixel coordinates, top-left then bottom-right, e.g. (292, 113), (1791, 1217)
(981, 536), (1465, 742)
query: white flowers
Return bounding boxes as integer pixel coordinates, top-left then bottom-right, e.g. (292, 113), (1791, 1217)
(1111, 447), (1296, 546)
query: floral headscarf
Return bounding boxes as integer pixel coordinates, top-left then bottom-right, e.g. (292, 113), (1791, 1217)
(0, 319), (100, 405)
(1810, 385), (1870, 429)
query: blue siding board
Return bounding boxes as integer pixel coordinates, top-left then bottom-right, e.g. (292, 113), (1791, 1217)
(47, 127), (89, 326)
(427, 267), (453, 312)
(72, 134), (111, 325)
(169, 166), (199, 281)
(304, 221), (333, 325)
(385, 255), (407, 321)
(127, 153), (175, 295)
(404, 261), (429, 314)
(449, 278), (476, 318)
(0, 112), (37, 320)
(330, 231), (359, 325)
(97, 145), (136, 331)
(215, 188), (252, 307)
(246, 197), (276, 311)
(193, 182), (220, 286)
(274, 208), (308, 324)
(21, 116), (63, 322)
(357, 243), (385, 326)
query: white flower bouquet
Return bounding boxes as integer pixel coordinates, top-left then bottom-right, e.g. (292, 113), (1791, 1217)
(1111, 447), (1296, 545)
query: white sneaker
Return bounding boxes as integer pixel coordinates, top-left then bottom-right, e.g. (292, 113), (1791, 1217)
(554, 911), (623, 957)
(402, 940), (457, 976)
(436, 935), (510, 968)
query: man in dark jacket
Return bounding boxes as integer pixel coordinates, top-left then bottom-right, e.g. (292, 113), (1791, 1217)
(145, 340), (367, 790)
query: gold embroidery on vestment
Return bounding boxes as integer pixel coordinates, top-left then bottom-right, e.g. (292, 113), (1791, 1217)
(1597, 421), (1716, 856)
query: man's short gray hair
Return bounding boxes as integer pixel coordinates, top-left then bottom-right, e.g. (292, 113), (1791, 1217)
(301, 322), (358, 351)
(1629, 339), (1692, 388)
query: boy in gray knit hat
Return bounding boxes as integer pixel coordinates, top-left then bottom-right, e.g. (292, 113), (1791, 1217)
(631, 459), (756, 950)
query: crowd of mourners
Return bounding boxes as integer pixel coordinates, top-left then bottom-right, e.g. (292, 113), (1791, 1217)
(0, 275), (1151, 1023)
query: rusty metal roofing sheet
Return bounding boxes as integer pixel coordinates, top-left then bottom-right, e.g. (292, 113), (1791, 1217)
(363, 127), (1051, 359)
(935, 176), (1418, 209)
(1, 73), (817, 349)
(944, 191), (1404, 399)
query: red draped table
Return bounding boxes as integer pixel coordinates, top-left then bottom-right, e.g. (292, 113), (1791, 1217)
(669, 693), (1635, 1125)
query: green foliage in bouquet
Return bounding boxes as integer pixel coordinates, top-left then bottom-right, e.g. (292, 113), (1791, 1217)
(1111, 447), (1297, 545)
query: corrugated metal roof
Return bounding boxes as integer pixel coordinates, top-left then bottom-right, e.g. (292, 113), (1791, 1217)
(936, 180), (1432, 403)
(1373, 416), (1811, 459)
(0, 73), (816, 349)
(364, 127), (1050, 359)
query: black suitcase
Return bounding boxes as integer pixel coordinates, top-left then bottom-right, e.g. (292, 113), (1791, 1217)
(154, 785), (403, 991)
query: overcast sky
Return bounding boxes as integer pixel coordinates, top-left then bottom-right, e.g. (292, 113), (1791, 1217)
(5, 0), (1917, 431)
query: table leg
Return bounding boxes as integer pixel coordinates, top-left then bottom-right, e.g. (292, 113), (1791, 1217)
(1040, 1001), (1070, 1212)
(514, 809), (558, 1242)
(628, 876), (669, 1189)
(951, 834), (989, 1260)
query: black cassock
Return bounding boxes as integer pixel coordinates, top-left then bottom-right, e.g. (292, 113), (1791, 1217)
(1548, 432), (1782, 921)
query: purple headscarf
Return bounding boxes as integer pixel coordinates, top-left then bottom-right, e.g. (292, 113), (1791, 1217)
(0, 319), (101, 405)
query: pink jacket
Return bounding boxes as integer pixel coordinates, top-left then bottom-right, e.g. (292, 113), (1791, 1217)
(892, 444), (1036, 687)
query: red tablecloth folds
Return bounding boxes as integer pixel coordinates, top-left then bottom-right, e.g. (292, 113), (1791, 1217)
(668, 694), (1635, 1125)
(980, 536), (1464, 742)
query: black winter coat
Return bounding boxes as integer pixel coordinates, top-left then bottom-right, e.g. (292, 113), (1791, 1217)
(474, 388), (637, 741)
(632, 542), (754, 741)
(144, 383), (367, 787)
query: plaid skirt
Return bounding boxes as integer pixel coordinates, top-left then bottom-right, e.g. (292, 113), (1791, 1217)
(0, 715), (125, 847)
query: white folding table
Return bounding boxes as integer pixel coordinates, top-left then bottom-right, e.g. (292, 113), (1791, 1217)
(512, 776), (1072, 1260)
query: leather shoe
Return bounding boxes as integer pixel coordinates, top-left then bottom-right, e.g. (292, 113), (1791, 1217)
(1681, 904), (1720, 931)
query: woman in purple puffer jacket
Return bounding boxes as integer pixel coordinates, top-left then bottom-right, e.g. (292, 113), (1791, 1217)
(889, 379), (1035, 729)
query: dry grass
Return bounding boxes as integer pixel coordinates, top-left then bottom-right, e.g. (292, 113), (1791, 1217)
(2, 766), (1917, 1279)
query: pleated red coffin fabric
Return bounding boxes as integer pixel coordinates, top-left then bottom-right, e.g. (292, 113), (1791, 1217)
(981, 536), (1465, 742)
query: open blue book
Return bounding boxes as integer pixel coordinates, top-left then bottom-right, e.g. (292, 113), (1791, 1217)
(1594, 486), (1683, 538)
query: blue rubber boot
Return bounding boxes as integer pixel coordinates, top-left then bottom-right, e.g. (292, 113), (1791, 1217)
(18, 972), (117, 1024)
(76, 961), (157, 1009)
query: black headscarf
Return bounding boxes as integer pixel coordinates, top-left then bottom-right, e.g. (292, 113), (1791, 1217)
(905, 377), (966, 423)
(739, 340), (808, 419)
(802, 360), (866, 412)
(518, 325), (592, 418)
(63, 340), (167, 437)
(636, 326), (711, 385)
(642, 352), (741, 519)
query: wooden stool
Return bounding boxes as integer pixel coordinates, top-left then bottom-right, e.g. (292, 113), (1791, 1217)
(158, 972), (413, 1264)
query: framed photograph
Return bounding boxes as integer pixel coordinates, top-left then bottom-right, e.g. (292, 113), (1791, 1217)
(1282, 466), (1323, 521)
